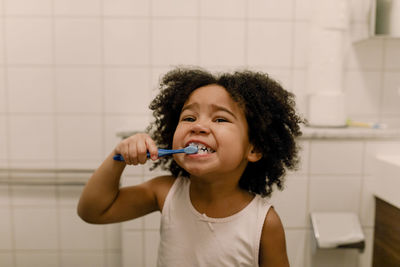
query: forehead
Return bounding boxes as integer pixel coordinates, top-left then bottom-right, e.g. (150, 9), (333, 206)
(184, 84), (239, 108)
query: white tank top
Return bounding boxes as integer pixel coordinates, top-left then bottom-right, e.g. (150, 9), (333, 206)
(157, 177), (272, 267)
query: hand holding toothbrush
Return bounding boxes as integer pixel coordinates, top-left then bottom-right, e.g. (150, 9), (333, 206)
(113, 133), (198, 165)
(114, 133), (159, 165)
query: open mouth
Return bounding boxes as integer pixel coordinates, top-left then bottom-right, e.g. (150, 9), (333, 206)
(188, 142), (215, 155)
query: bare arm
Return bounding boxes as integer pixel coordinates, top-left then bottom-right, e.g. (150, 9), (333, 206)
(259, 207), (290, 267)
(77, 133), (171, 224)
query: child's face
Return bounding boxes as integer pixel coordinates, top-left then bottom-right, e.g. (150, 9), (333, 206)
(172, 84), (261, 180)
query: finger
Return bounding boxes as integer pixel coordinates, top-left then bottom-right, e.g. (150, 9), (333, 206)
(145, 137), (158, 160)
(121, 144), (130, 165)
(129, 142), (139, 165)
(136, 140), (147, 164)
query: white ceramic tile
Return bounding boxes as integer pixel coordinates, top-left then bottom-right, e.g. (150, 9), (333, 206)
(381, 71), (400, 115)
(292, 69), (308, 116)
(358, 227), (373, 267)
(105, 224), (121, 250)
(151, 0), (197, 17)
(293, 21), (309, 68)
(0, 208), (13, 250)
(143, 211), (161, 230)
(5, 18), (53, 65)
(144, 230), (159, 267)
(122, 231), (144, 267)
(60, 207), (105, 249)
(309, 140), (363, 174)
(0, 22), (3, 64)
(0, 69), (5, 113)
(4, 0), (52, 15)
(7, 67), (54, 113)
(122, 217), (143, 231)
(150, 66), (173, 95)
(344, 70), (381, 116)
(103, 19), (150, 65)
(294, 0), (311, 20)
(269, 175), (308, 228)
(262, 68), (293, 92)
(152, 19), (197, 66)
(55, 159), (101, 170)
(0, 116), (7, 160)
(247, 21), (292, 67)
(310, 249), (359, 267)
(107, 252), (122, 267)
(55, 67), (103, 113)
(359, 176), (375, 227)
(103, 0), (150, 16)
(0, 252), (14, 267)
(0, 185), (10, 206)
(121, 176), (144, 188)
(104, 114), (150, 156)
(55, 18), (101, 65)
(60, 251), (105, 267)
(9, 115), (55, 161)
(285, 229), (307, 267)
(199, 19), (245, 67)
(384, 39), (400, 70)
(56, 115), (103, 160)
(346, 39), (384, 70)
(58, 183), (85, 207)
(249, 0), (294, 20)
(54, 0), (101, 16)
(302, 229), (314, 267)
(117, 160), (145, 178)
(12, 185), (56, 207)
(144, 163), (171, 177)
(349, 0), (372, 23)
(13, 207), (58, 249)
(309, 175), (362, 214)
(104, 68), (151, 114)
(15, 252), (59, 267)
(200, 0), (246, 18)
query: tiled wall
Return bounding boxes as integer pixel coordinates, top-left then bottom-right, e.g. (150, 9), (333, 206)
(0, 0), (400, 267)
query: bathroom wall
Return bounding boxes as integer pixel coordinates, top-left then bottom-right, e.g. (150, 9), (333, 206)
(0, 0), (400, 267)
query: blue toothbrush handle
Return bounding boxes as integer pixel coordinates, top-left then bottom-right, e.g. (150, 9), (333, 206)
(113, 154), (125, 161)
(113, 148), (184, 162)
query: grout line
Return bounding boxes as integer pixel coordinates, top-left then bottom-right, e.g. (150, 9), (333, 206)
(196, 0), (201, 66)
(50, 1), (64, 266)
(377, 39), (387, 122)
(1, 1), (17, 266)
(358, 141), (367, 224)
(289, 0), (296, 92)
(244, 0), (249, 67)
(305, 140), (312, 224)
(100, 2), (108, 266)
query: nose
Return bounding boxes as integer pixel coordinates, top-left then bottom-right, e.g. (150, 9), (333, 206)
(190, 121), (210, 134)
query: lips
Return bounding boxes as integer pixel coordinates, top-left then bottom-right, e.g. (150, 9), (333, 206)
(187, 142), (215, 154)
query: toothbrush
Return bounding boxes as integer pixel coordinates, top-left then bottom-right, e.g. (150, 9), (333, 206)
(113, 145), (198, 162)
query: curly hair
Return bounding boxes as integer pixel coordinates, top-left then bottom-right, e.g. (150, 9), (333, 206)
(146, 67), (303, 197)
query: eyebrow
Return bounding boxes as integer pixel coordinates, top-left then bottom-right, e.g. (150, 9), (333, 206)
(181, 103), (237, 119)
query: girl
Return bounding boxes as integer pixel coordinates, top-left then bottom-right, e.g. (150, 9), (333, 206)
(78, 67), (303, 267)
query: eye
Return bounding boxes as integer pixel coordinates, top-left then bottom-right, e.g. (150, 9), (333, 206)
(215, 117), (229, 123)
(182, 116), (196, 122)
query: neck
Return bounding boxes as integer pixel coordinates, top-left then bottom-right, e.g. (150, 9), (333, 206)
(189, 174), (254, 218)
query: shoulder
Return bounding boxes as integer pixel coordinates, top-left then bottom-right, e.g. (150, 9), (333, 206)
(259, 207), (290, 267)
(143, 175), (177, 211)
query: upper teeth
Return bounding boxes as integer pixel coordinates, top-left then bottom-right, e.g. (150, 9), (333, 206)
(189, 142), (215, 153)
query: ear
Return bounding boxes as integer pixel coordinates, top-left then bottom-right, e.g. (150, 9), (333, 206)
(247, 145), (262, 163)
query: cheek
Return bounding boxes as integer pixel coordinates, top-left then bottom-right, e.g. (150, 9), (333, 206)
(172, 125), (184, 149)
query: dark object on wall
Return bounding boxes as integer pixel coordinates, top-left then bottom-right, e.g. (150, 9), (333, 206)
(373, 197), (400, 267)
